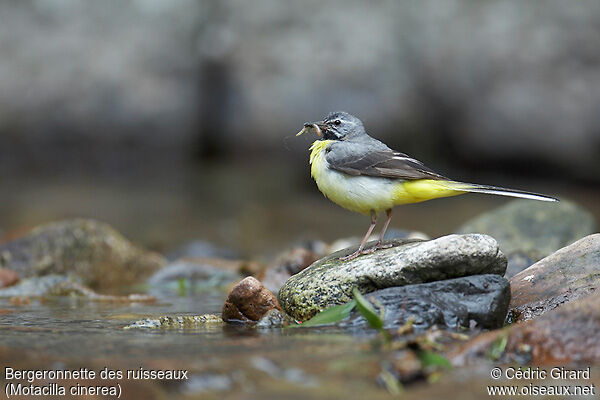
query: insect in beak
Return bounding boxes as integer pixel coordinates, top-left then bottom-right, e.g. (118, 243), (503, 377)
(296, 122), (323, 137)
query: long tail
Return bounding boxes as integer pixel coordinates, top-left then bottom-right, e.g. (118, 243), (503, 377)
(448, 182), (559, 202)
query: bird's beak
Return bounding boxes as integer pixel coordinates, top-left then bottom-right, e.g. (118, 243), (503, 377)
(296, 121), (328, 137)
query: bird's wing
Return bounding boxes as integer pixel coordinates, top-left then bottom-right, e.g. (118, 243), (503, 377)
(326, 146), (447, 180)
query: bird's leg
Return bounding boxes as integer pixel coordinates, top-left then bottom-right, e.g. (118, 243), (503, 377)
(375, 209), (394, 250)
(339, 210), (377, 261)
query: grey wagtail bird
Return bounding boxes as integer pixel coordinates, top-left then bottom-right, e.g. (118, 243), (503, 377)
(297, 111), (558, 261)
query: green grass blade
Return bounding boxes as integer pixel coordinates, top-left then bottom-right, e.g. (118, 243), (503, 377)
(352, 287), (384, 330)
(416, 350), (453, 369)
(289, 300), (357, 328)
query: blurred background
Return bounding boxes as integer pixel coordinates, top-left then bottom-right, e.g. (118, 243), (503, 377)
(0, 0), (598, 258)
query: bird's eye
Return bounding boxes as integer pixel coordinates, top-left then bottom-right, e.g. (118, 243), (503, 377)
(334, 119), (342, 126)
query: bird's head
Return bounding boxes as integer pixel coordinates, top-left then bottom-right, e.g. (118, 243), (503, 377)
(296, 111), (365, 141)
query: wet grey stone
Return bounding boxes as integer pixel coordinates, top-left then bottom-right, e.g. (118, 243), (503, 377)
(457, 199), (597, 278)
(345, 275), (510, 331)
(279, 234), (506, 321)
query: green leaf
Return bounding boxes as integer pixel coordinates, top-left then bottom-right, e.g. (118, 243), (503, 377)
(378, 369), (404, 395)
(352, 287), (383, 330)
(416, 350), (453, 370)
(488, 333), (508, 361)
(289, 300), (356, 328)
(177, 278), (187, 297)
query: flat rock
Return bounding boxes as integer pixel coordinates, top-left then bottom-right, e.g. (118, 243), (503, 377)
(222, 277), (281, 323)
(509, 234), (600, 322)
(452, 291), (600, 365)
(125, 314), (224, 329)
(457, 199), (597, 278)
(345, 275), (510, 331)
(279, 234), (507, 321)
(0, 219), (165, 289)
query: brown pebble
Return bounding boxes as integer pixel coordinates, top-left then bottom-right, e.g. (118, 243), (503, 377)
(9, 297), (30, 306)
(222, 277), (281, 322)
(0, 268), (19, 288)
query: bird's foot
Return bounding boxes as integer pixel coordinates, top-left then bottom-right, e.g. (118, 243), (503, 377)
(339, 250), (362, 261)
(374, 241), (394, 250)
(339, 245), (379, 261)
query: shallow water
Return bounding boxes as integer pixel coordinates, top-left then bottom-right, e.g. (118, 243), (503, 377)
(0, 290), (397, 399)
(3, 290), (599, 399)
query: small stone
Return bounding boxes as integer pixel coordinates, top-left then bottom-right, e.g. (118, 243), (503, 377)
(0, 268), (19, 288)
(259, 248), (320, 293)
(279, 234), (506, 321)
(8, 296), (30, 306)
(344, 274), (510, 331)
(222, 277), (281, 323)
(256, 309), (295, 328)
(509, 234), (600, 321)
(457, 199), (597, 277)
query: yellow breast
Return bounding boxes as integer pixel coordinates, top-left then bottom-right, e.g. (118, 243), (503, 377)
(308, 140), (464, 215)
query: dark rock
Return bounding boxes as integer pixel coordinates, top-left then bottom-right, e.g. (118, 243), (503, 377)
(165, 240), (238, 261)
(509, 234), (600, 322)
(260, 248), (320, 293)
(0, 268), (19, 288)
(222, 277), (281, 323)
(148, 258), (242, 291)
(457, 199), (597, 278)
(279, 234), (506, 321)
(451, 291), (600, 365)
(0, 219), (165, 289)
(345, 275), (510, 331)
